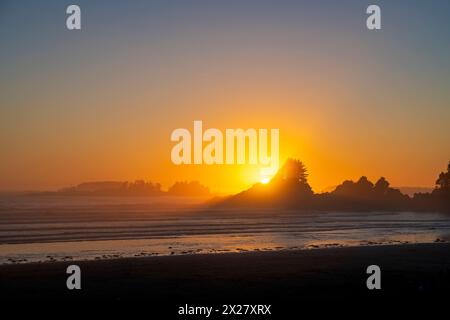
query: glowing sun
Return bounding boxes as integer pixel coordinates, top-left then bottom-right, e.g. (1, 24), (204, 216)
(261, 177), (270, 184)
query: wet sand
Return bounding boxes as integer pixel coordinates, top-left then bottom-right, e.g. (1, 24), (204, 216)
(1, 243), (449, 309)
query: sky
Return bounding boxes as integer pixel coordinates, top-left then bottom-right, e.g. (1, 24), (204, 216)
(1, 0), (449, 193)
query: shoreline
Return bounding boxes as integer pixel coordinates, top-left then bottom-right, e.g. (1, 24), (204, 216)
(1, 237), (447, 265)
(2, 242), (449, 302)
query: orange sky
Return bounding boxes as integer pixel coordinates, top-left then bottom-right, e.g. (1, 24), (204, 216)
(1, 1), (449, 193)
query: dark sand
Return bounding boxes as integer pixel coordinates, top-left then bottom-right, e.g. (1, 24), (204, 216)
(1, 243), (449, 312)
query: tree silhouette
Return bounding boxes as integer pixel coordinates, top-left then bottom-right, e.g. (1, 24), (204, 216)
(435, 161), (450, 190)
(278, 158), (309, 184)
(374, 177), (389, 195)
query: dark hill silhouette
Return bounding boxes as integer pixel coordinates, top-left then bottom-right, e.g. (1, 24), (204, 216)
(33, 180), (211, 197)
(58, 180), (163, 196)
(316, 176), (410, 211)
(221, 159), (315, 208)
(221, 159), (450, 213)
(167, 181), (210, 196)
(413, 162), (450, 212)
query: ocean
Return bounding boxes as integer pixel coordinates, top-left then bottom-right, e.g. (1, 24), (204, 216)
(1, 195), (449, 264)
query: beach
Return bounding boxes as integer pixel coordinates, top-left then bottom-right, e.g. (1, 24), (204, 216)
(1, 195), (449, 311)
(2, 243), (449, 305)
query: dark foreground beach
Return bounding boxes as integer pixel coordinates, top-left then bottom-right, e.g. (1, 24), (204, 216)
(1, 243), (449, 310)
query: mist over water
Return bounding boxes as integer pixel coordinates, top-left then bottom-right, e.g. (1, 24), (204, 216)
(1, 195), (449, 264)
